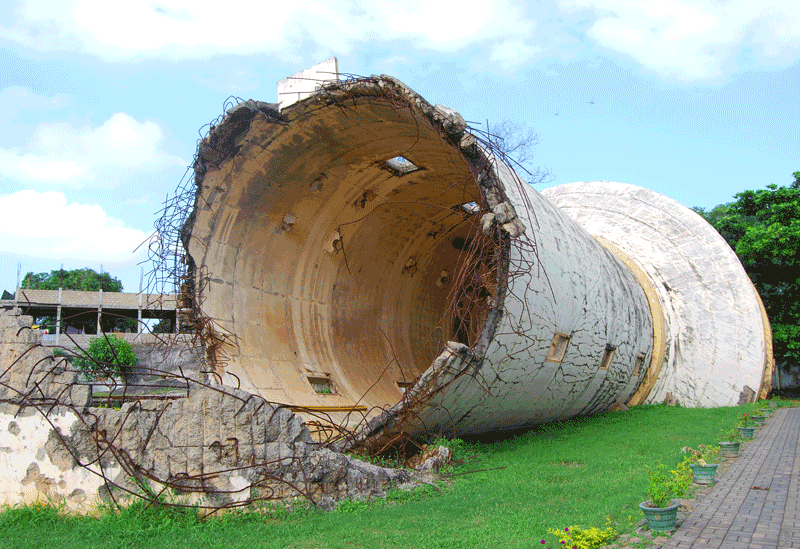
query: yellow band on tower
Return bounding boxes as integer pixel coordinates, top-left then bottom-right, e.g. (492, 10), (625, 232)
(593, 235), (666, 406)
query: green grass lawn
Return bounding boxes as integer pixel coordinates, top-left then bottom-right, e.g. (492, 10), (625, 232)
(0, 403), (766, 549)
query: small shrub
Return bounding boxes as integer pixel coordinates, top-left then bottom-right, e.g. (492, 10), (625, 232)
(544, 522), (617, 549)
(75, 335), (137, 380)
(717, 427), (742, 443)
(647, 461), (690, 508)
(51, 348), (75, 365)
(738, 413), (752, 427)
(680, 444), (720, 465)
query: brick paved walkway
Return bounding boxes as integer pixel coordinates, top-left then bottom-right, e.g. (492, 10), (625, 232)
(664, 407), (800, 549)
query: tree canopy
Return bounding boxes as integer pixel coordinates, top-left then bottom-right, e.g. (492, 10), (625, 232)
(22, 268), (124, 292)
(693, 172), (800, 366)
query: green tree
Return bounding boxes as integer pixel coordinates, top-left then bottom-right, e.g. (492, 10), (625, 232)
(74, 334), (138, 380)
(21, 268), (123, 292)
(151, 318), (174, 333)
(694, 172), (800, 366)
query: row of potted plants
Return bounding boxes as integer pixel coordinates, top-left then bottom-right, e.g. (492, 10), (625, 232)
(639, 400), (779, 532)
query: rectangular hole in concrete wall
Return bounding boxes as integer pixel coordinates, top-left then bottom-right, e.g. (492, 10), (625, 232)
(308, 375), (333, 394)
(546, 333), (571, 363)
(633, 353), (646, 376)
(461, 202), (479, 214)
(397, 381), (413, 394)
(599, 344), (616, 371)
(384, 155), (421, 175)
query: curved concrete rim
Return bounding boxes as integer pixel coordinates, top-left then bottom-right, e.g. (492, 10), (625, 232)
(593, 235), (666, 406)
(184, 77), (527, 421)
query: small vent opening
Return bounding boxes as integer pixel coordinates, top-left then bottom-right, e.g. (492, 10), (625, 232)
(385, 155), (421, 175)
(633, 353), (646, 376)
(397, 381), (414, 394)
(308, 375), (333, 394)
(546, 333), (571, 364)
(599, 344), (616, 371)
(461, 202), (479, 214)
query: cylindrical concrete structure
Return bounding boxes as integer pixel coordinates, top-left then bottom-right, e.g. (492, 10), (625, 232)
(542, 182), (773, 406)
(182, 76), (768, 440)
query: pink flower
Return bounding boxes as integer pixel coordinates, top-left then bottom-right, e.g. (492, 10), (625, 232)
(541, 541), (545, 544)
(564, 528), (569, 532)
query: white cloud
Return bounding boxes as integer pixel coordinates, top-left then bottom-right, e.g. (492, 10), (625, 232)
(0, 86), (72, 121)
(5, 0), (796, 79)
(0, 111), (186, 187)
(556, 0), (800, 80)
(0, 190), (150, 262)
(0, 0), (541, 68)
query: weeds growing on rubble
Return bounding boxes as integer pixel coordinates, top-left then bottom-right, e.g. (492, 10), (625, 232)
(0, 404), (759, 549)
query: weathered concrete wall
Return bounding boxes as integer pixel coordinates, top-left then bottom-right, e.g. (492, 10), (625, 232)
(542, 182), (771, 406)
(184, 76), (657, 440)
(0, 310), (413, 511)
(397, 162), (655, 436)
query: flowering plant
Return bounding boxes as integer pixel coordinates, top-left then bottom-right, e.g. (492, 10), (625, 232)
(681, 444), (720, 466)
(541, 523), (616, 549)
(718, 428), (742, 443)
(738, 413), (751, 428)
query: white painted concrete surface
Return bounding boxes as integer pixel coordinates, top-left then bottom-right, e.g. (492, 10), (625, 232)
(277, 57), (339, 111)
(410, 163), (655, 435)
(0, 408), (120, 511)
(543, 181), (768, 407)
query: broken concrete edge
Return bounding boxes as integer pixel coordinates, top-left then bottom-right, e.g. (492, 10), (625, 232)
(0, 309), (454, 514)
(178, 75), (535, 448)
(334, 342), (476, 454)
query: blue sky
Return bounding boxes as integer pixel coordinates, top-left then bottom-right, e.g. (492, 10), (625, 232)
(1, 0), (798, 295)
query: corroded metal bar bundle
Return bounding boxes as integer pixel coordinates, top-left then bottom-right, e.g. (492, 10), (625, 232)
(184, 71), (771, 442)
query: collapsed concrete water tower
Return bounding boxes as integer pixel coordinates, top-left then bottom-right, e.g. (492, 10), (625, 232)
(182, 58), (772, 441)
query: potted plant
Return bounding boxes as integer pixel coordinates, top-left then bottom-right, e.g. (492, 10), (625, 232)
(755, 401), (774, 417)
(682, 445), (720, 485)
(718, 428), (743, 458)
(738, 413), (755, 439)
(640, 462), (690, 532)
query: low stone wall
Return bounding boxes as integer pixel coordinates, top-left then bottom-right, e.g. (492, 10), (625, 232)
(41, 332), (189, 349)
(0, 309), (413, 512)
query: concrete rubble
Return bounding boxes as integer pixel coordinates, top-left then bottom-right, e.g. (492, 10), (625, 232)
(0, 310), (419, 511)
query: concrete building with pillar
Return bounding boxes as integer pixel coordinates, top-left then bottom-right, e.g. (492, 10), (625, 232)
(11, 288), (178, 345)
